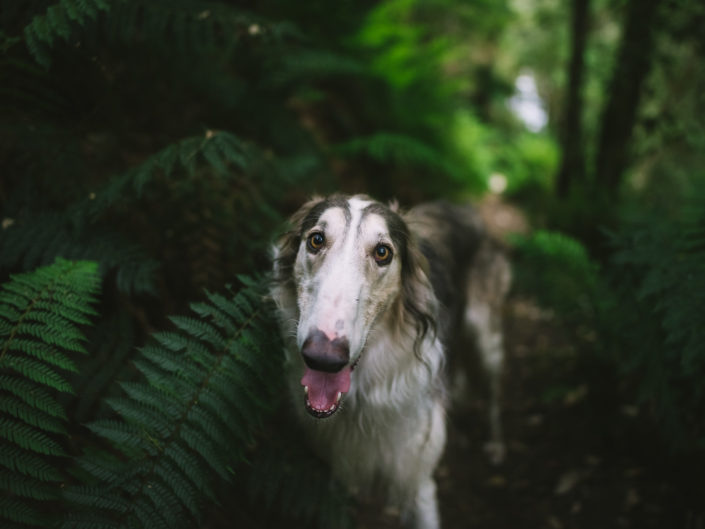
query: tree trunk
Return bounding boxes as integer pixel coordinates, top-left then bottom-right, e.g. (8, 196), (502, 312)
(594, 0), (662, 195)
(556, 0), (591, 198)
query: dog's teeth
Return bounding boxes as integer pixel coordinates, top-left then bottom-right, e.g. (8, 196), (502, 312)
(335, 392), (342, 404)
(304, 386), (309, 395)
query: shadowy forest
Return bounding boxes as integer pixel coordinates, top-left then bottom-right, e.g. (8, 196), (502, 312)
(1, 0), (704, 528)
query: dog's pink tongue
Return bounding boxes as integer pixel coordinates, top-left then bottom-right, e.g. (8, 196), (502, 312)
(301, 367), (351, 410)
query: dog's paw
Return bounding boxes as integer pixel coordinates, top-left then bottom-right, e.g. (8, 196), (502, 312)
(483, 440), (506, 465)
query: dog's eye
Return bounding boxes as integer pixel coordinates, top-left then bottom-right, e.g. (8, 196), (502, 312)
(373, 244), (393, 266)
(306, 232), (325, 252)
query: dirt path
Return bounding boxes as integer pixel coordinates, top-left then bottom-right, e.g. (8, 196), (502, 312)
(434, 292), (705, 529)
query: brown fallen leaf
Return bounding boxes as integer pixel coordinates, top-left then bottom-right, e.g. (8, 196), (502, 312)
(554, 469), (584, 495)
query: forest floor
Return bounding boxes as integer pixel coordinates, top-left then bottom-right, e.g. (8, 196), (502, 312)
(355, 198), (705, 529)
(356, 292), (705, 529)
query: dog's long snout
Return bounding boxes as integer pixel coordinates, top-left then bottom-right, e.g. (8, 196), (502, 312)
(301, 329), (350, 373)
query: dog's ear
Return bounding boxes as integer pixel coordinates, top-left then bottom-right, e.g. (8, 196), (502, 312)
(272, 196), (324, 284)
(387, 210), (438, 358)
(399, 238), (437, 356)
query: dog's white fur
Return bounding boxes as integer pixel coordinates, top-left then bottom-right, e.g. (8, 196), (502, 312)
(271, 195), (510, 529)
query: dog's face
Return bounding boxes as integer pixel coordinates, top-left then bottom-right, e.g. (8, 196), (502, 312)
(273, 195), (429, 419)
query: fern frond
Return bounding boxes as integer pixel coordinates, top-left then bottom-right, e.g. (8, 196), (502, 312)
(0, 258), (100, 528)
(0, 375), (67, 419)
(0, 441), (63, 482)
(63, 277), (280, 529)
(9, 339), (78, 373)
(80, 130), (254, 219)
(24, 0), (113, 66)
(0, 214), (159, 296)
(0, 396), (67, 434)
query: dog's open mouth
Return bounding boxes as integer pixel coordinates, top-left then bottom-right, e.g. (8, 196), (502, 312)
(301, 366), (351, 419)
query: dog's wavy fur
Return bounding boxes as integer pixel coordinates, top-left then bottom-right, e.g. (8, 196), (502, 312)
(271, 194), (510, 529)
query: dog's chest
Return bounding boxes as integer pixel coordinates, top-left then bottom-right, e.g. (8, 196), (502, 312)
(305, 391), (436, 486)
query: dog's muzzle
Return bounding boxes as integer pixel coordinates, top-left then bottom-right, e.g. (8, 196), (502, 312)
(300, 329), (351, 419)
(301, 329), (349, 373)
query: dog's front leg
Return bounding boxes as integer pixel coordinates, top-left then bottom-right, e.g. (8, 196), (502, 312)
(398, 402), (445, 529)
(406, 477), (440, 529)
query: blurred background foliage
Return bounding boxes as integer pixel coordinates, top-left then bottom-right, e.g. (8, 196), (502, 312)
(1, 0), (704, 527)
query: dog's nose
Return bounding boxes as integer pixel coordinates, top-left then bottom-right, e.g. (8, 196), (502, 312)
(301, 329), (350, 373)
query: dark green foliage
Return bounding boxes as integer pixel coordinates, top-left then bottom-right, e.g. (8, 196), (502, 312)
(511, 230), (605, 324)
(24, 0), (112, 66)
(2, 0), (385, 524)
(512, 209), (705, 450)
(607, 203), (705, 448)
(248, 438), (354, 529)
(335, 132), (464, 182)
(0, 213), (159, 297)
(0, 258), (100, 528)
(62, 280), (282, 529)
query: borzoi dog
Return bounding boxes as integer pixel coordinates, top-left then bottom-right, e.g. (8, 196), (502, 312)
(271, 194), (510, 529)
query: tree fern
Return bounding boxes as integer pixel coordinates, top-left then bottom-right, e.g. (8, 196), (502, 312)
(62, 278), (280, 529)
(0, 258), (100, 528)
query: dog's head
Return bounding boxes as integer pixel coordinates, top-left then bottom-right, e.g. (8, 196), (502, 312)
(272, 194), (435, 419)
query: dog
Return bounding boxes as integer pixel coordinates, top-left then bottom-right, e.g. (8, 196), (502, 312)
(271, 194), (510, 529)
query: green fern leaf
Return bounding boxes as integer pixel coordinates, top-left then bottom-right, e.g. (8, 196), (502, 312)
(0, 395), (67, 434)
(11, 339), (78, 373)
(168, 315), (226, 349)
(0, 418), (65, 456)
(46, 4), (72, 40)
(0, 258), (100, 528)
(63, 276), (281, 528)
(77, 130), (255, 221)
(0, 214), (159, 297)
(0, 496), (45, 526)
(1, 375), (67, 419)
(23, 0), (113, 66)
(152, 459), (200, 518)
(3, 353), (74, 393)
(0, 441), (63, 482)
(86, 420), (155, 457)
(104, 398), (173, 439)
(0, 472), (55, 500)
